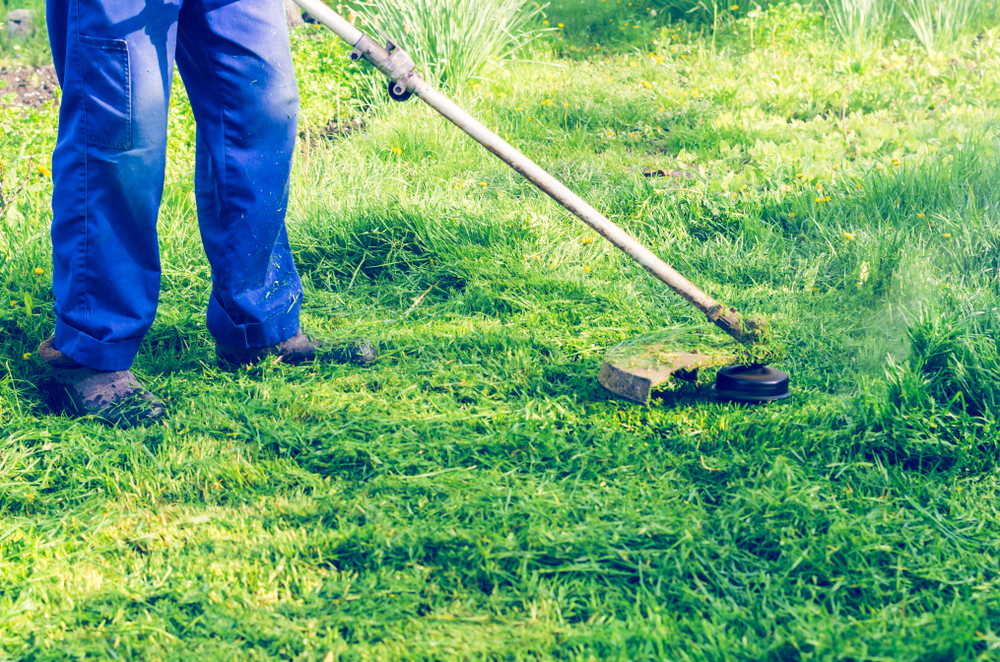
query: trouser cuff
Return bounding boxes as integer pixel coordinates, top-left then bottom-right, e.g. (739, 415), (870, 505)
(54, 316), (143, 371)
(206, 292), (301, 349)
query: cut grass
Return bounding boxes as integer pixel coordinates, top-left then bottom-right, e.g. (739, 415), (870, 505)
(3, 2), (1000, 659)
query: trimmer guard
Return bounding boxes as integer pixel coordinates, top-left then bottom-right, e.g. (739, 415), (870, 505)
(599, 344), (733, 404)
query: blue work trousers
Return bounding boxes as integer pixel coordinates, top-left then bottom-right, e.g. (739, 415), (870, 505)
(48, 0), (303, 371)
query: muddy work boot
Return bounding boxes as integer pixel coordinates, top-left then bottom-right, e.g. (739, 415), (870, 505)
(38, 338), (167, 428)
(216, 332), (377, 369)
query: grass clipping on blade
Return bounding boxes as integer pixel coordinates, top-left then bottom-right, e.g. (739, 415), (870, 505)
(733, 316), (786, 366)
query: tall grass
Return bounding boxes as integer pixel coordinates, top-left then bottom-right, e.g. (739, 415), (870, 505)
(822, 0), (895, 52)
(359, 0), (551, 88)
(899, 0), (980, 54)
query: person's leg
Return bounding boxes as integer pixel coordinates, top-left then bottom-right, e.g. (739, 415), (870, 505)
(174, 0), (303, 351)
(42, 0), (178, 425)
(47, 0), (180, 371)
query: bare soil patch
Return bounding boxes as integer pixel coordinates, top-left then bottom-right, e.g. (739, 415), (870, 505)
(0, 64), (59, 109)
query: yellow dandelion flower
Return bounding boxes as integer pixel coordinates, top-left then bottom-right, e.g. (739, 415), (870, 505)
(584, 265), (592, 273)
(472, 83), (481, 91)
(22, 353), (31, 360)
(824, 196), (831, 202)
(917, 213), (925, 218)
(479, 182), (487, 186)
(9, 301), (16, 307)
(37, 165), (52, 178)
(391, 147), (402, 155)
(731, 3), (739, 8)
(843, 232), (855, 240)
(943, 233), (952, 238)
(499, 92), (507, 98)
(642, 82), (651, 89)
(543, 19), (548, 24)
(788, 212), (797, 218)
(33, 267), (44, 275)
(558, 23), (564, 28)
(582, 236), (594, 244)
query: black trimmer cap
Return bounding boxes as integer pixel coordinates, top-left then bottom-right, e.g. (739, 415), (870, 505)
(713, 365), (791, 402)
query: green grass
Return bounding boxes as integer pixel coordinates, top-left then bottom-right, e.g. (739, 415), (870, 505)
(4, 2), (1000, 660)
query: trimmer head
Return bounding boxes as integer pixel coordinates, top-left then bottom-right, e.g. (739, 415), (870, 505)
(598, 330), (790, 404)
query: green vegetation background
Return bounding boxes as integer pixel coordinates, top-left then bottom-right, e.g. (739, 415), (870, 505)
(4, 1), (1000, 659)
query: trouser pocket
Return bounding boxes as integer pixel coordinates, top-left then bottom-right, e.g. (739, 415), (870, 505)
(80, 36), (131, 149)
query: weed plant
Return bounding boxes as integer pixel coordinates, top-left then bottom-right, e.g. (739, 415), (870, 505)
(822, 0), (896, 52)
(5, 2), (1000, 660)
(358, 0), (552, 88)
(900, 0), (981, 54)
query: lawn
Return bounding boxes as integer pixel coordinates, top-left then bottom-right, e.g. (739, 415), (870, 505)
(4, 1), (1000, 659)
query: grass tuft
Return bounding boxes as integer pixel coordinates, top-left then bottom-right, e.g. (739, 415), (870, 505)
(359, 0), (552, 88)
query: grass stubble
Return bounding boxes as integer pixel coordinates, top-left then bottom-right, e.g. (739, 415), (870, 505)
(4, 2), (1000, 660)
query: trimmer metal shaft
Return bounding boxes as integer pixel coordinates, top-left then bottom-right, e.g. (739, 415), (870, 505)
(291, 0), (761, 346)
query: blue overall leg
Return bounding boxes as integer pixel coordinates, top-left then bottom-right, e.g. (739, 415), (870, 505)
(47, 0), (302, 371)
(176, 0), (303, 351)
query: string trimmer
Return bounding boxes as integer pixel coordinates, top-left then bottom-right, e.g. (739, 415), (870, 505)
(290, 0), (790, 404)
